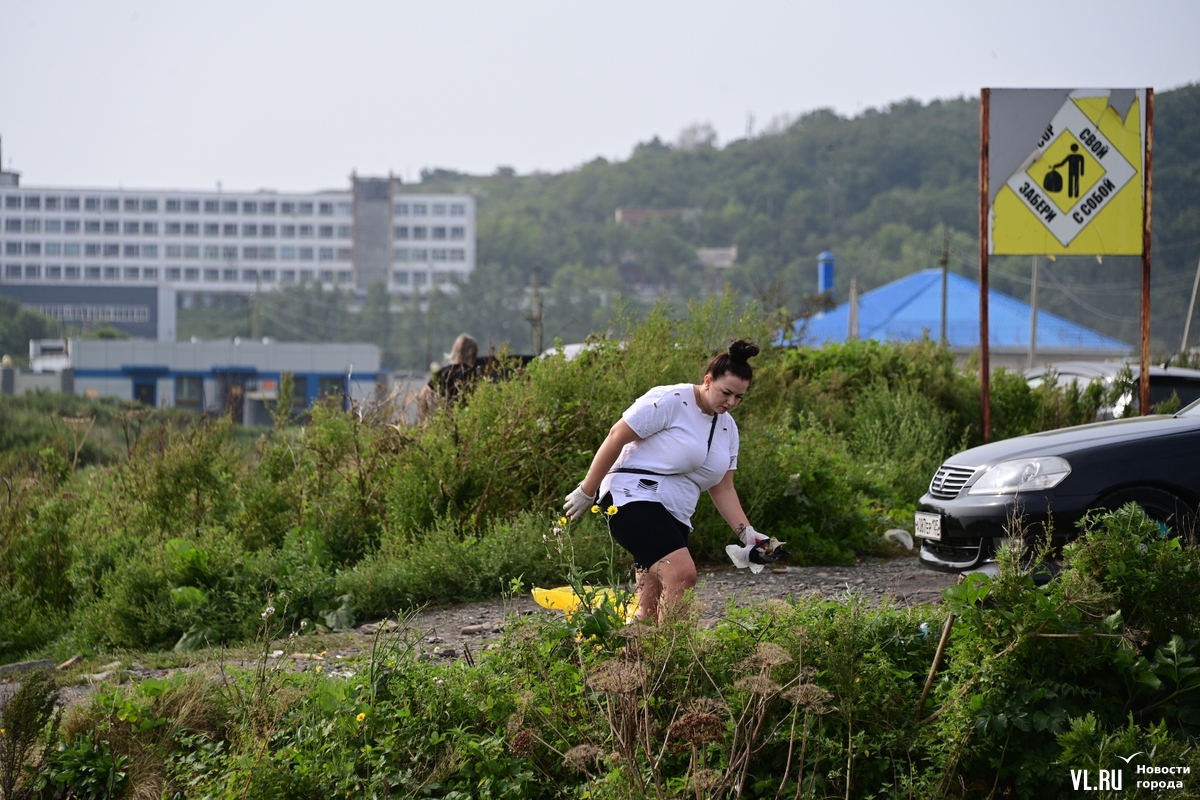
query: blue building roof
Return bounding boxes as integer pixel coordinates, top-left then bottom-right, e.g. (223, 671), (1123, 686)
(790, 269), (1131, 353)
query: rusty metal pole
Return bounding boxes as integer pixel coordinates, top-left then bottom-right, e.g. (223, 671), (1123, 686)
(1140, 89), (1154, 414)
(979, 89), (992, 440)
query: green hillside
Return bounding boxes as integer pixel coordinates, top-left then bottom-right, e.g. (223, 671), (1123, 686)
(181, 84), (1200, 368)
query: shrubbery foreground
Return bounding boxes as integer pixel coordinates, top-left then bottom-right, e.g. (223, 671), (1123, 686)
(1, 505), (1196, 798)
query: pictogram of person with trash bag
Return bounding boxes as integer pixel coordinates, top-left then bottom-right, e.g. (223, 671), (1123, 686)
(1044, 143), (1086, 198)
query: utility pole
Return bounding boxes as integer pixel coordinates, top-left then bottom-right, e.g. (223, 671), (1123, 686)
(424, 287), (436, 369)
(522, 270), (544, 355)
(847, 277), (860, 340)
(1182, 256), (1200, 356)
(939, 230), (950, 346)
(1027, 256), (1040, 369)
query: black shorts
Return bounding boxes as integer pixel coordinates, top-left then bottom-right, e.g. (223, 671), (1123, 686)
(602, 493), (691, 570)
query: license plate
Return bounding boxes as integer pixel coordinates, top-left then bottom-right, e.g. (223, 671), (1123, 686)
(914, 512), (942, 540)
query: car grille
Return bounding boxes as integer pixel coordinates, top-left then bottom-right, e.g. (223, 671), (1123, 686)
(928, 465), (975, 500)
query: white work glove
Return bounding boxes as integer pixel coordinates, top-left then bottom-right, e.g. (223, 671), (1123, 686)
(563, 484), (597, 520)
(726, 525), (771, 574)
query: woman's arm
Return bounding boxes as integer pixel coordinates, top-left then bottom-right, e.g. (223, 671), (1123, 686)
(579, 419), (642, 497)
(707, 470), (752, 539)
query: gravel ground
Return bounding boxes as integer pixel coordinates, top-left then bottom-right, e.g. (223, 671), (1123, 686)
(1, 553), (960, 706)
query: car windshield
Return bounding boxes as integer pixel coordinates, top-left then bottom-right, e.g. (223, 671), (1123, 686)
(1179, 396), (1200, 417)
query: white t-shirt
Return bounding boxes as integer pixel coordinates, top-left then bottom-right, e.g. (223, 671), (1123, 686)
(598, 382), (740, 529)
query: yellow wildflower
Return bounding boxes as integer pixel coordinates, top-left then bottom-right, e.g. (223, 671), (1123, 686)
(356, 712), (366, 722)
(557, 516), (569, 526)
(606, 505), (618, 516)
(590, 505), (600, 514)
(316, 665), (322, 673)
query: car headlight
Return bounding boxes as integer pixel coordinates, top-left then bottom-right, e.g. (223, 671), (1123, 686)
(967, 456), (1072, 495)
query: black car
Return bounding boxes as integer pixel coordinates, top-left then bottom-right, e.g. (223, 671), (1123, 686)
(1025, 361), (1200, 419)
(917, 399), (1200, 572)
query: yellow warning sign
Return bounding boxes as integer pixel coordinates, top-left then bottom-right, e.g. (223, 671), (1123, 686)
(990, 91), (1145, 256)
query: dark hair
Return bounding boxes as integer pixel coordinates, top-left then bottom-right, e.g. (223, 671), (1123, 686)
(704, 339), (760, 382)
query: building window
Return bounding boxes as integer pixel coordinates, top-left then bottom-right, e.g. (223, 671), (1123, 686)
(3, 242), (18, 255)
(411, 248), (427, 261)
(3, 196), (18, 209)
(85, 220), (100, 233)
(280, 246), (295, 260)
(47, 218), (64, 232)
(299, 269), (314, 282)
(25, 243), (41, 255)
(412, 270), (427, 286)
(166, 245), (182, 258)
(336, 248), (352, 261)
(64, 197), (81, 211)
(64, 265), (80, 279)
(243, 247), (257, 260)
(243, 269), (258, 281)
(46, 265), (62, 279)
(431, 249), (447, 261)
(4, 264), (20, 278)
(336, 202), (352, 216)
(166, 267), (181, 280)
(394, 202), (408, 216)
(393, 248), (409, 261)
(184, 245), (200, 258)
(449, 248), (465, 261)
(104, 198), (119, 211)
(261, 224), (275, 237)
(3, 219), (18, 232)
(143, 245), (158, 258)
(432, 203), (446, 216)
(450, 226), (465, 239)
(222, 246), (237, 260)
(143, 222), (158, 235)
(204, 200), (219, 213)
(337, 270), (352, 283)
(412, 226), (427, 240)
(184, 199), (200, 213)
(46, 242), (62, 255)
(204, 268), (219, 281)
(124, 198), (139, 212)
(184, 222), (199, 235)
(143, 267), (158, 280)
(242, 201), (257, 214)
(45, 197), (60, 211)
(177, 376), (203, 408)
(393, 226), (408, 240)
(104, 221), (119, 234)
(124, 221), (140, 234)
(124, 267), (140, 280)
(85, 244), (101, 257)
(64, 243), (81, 256)
(318, 202), (333, 216)
(204, 223), (219, 236)
(281, 224), (295, 237)
(260, 269), (276, 282)
(432, 226), (446, 240)
(222, 201), (237, 214)
(298, 224), (313, 238)
(166, 222), (181, 235)
(222, 268), (237, 281)
(281, 269), (296, 283)
(104, 244), (119, 257)
(24, 196), (42, 210)
(299, 247), (314, 261)
(64, 220), (80, 233)
(242, 224), (257, 237)
(318, 376), (344, 399)
(223, 224), (237, 237)
(318, 225), (333, 238)
(104, 266), (119, 279)
(336, 225), (351, 238)
(84, 197), (100, 211)
(393, 270), (408, 284)
(204, 246), (219, 260)
(450, 203), (465, 216)
(319, 269), (334, 283)
(281, 201), (295, 214)
(261, 201), (276, 214)
(318, 247), (334, 261)
(142, 199), (158, 212)
(25, 265), (41, 278)
(124, 245), (139, 257)
(184, 267), (199, 281)
(24, 219), (41, 232)
(412, 203), (427, 216)
(258, 246), (275, 260)
(166, 199), (181, 212)
(297, 202), (313, 215)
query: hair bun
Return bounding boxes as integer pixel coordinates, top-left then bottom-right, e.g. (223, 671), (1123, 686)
(728, 339), (760, 363)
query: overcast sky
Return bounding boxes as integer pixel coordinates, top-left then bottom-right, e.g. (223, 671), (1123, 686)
(2, 0), (1198, 193)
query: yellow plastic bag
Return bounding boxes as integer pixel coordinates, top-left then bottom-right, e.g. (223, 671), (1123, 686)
(532, 585), (638, 624)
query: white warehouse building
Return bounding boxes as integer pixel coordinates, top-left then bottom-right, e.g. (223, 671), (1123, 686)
(0, 168), (475, 337)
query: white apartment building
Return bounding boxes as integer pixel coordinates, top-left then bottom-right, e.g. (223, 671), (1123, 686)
(0, 173), (476, 303)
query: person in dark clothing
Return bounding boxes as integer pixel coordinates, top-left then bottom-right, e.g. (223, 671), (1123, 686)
(417, 333), (481, 419)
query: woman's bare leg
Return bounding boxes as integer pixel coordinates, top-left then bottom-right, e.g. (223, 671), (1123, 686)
(647, 547), (697, 623)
